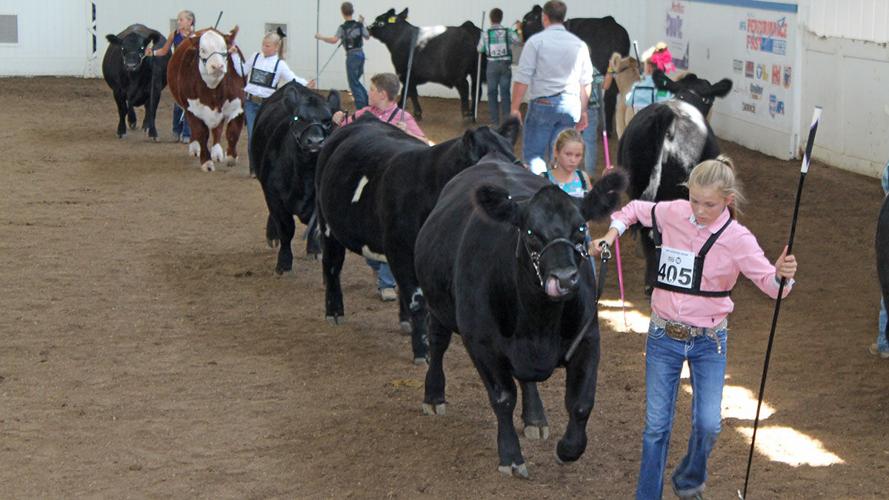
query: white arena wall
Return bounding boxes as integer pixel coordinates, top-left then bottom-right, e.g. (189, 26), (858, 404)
(1, 0), (887, 177)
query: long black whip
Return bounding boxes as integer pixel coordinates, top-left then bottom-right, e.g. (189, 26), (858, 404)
(214, 11), (223, 30)
(739, 106), (822, 500)
(400, 27), (419, 124)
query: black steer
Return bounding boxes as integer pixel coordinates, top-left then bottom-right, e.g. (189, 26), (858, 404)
(252, 81), (340, 274)
(618, 70), (732, 294)
(369, 8), (484, 121)
(520, 5), (630, 133)
(415, 159), (626, 477)
(877, 194), (889, 345)
(102, 24), (170, 140)
(315, 115), (520, 363)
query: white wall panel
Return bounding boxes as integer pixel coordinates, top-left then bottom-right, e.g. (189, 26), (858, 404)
(802, 0), (889, 43)
(0, 0), (91, 76)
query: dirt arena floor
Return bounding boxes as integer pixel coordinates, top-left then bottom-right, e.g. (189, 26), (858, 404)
(2, 77), (887, 498)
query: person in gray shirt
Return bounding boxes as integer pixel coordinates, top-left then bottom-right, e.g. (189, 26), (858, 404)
(316, 2), (370, 109)
(510, 1), (593, 174)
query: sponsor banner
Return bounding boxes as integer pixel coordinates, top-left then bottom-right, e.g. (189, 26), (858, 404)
(666, 1), (690, 70)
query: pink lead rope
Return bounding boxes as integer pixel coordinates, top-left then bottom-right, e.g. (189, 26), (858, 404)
(602, 130), (628, 330)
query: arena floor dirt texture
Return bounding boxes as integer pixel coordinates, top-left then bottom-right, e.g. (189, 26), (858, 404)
(2, 77), (888, 498)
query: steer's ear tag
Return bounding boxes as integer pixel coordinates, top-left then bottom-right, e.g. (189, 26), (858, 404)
(388, 17), (396, 23)
(580, 226), (586, 232)
(293, 116), (299, 121)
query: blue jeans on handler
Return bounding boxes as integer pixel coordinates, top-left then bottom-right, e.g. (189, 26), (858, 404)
(523, 94), (580, 174)
(876, 298), (889, 352)
(172, 103), (191, 140)
(365, 259), (396, 290)
(486, 60), (511, 126)
(244, 98), (261, 174)
(346, 50), (368, 110)
(581, 104), (600, 179)
(637, 321), (727, 500)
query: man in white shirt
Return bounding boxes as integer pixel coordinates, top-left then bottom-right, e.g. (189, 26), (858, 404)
(510, 1), (593, 175)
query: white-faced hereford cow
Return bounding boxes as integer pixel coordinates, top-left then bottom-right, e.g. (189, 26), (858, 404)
(520, 5), (630, 133)
(618, 70), (732, 294)
(368, 8), (483, 121)
(102, 24), (170, 140)
(415, 159), (626, 477)
(167, 27), (245, 172)
(315, 115), (521, 364)
(251, 81), (340, 274)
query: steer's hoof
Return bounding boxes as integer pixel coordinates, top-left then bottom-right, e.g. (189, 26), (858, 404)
(188, 141), (200, 157)
(210, 144), (225, 163)
(225, 155), (238, 166)
(400, 321), (412, 335)
(524, 425), (550, 440)
(413, 356), (428, 366)
(422, 402), (446, 416)
(326, 315), (345, 325)
(498, 462), (529, 479)
(274, 269), (294, 279)
(201, 161), (215, 172)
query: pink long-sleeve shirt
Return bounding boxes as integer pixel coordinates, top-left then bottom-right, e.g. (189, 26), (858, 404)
(610, 199), (792, 328)
(343, 102), (426, 140)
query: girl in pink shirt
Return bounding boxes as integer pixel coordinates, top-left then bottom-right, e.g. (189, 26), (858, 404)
(592, 155), (797, 499)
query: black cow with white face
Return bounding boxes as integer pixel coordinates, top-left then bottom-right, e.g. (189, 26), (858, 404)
(618, 70), (733, 294)
(102, 24), (170, 139)
(520, 5), (630, 133)
(369, 8), (483, 121)
(415, 158), (626, 477)
(252, 81), (340, 274)
(315, 115), (520, 364)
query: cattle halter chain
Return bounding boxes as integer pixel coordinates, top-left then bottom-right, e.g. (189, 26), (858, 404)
(517, 229), (589, 288)
(291, 116), (333, 148)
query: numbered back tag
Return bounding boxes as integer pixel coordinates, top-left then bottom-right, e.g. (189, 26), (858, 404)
(657, 246), (696, 289)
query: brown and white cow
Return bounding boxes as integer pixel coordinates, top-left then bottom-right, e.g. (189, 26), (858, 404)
(167, 27), (245, 172)
(608, 52), (640, 139)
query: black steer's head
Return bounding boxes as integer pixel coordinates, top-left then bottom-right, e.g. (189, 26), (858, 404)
(286, 87), (340, 155)
(459, 116), (521, 165)
(654, 70), (733, 117)
(520, 5), (544, 42)
(106, 31), (160, 72)
(369, 8), (409, 41)
(475, 171), (628, 300)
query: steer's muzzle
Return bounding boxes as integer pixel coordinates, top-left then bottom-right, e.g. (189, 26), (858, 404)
(544, 266), (580, 300)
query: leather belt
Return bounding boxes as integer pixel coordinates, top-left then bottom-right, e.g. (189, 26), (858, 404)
(246, 93), (264, 105)
(650, 311), (727, 341)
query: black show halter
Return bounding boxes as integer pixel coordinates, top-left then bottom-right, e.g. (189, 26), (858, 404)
(516, 228), (589, 288)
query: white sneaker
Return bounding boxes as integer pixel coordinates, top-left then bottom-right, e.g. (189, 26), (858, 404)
(379, 288), (397, 302)
(868, 343), (889, 359)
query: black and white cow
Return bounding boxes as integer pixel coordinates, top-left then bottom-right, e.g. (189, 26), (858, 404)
(315, 115), (521, 363)
(876, 194), (889, 345)
(102, 24), (170, 139)
(415, 158), (626, 477)
(520, 5), (630, 133)
(251, 81), (340, 274)
(369, 8), (483, 121)
(618, 70), (732, 294)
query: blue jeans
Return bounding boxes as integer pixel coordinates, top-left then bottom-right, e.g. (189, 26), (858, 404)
(523, 94), (580, 174)
(346, 50), (368, 110)
(637, 321), (727, 500)
(486, 60), (511, 126)
(172, 103), (191, 139)
(877, 298), (889, 351)
(365, 259), (396, 289)
(581, 105), (600, 179)
(244, 99), (261, 172)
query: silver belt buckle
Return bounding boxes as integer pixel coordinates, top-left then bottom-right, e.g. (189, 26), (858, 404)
(665, 321), (691, 341)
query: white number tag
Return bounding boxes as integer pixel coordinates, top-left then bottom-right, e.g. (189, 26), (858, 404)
(489, 42), (508, 58)
(657, 247), (695, 289)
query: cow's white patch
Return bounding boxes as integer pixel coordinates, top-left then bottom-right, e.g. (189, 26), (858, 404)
(198, 31), (227, 89)
(188, 140), (200, 157)
(351, 176), (369, 203)
(361, 246), (388, 263)
(210, 143), (224, 163)
(410, 289), (424, 311)
(640, 101), (709, 201)
(417, 26), (447, 50)
(201, 160), (215, 172)
(220, 98), (243, 122)
(188, 99), (224, 130)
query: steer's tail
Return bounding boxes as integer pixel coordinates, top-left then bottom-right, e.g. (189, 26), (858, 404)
(581, 170), (628, 221)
